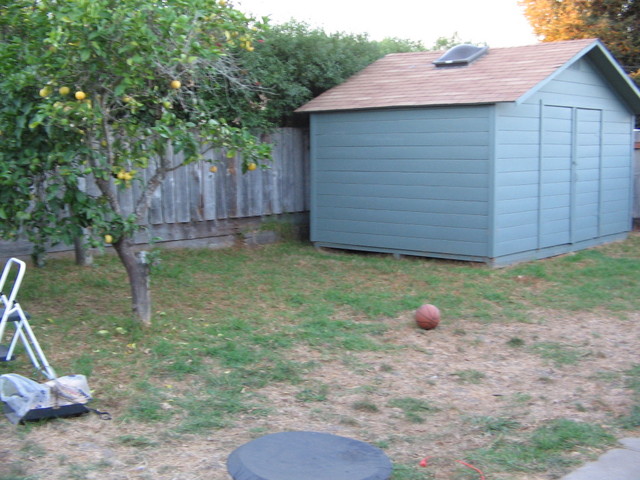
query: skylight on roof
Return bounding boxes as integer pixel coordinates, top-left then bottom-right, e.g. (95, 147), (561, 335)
(433, 44), (489, 67)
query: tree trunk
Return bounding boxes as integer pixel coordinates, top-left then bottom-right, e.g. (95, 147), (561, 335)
(73, 180), (93, 266)
(74, 233), (94, 266)
(113, 237), (152, 326)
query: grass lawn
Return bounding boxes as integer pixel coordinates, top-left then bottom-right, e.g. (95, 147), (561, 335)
(1, 234), (640, 479)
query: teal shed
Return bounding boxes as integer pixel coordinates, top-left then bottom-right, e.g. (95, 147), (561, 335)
(296, 39), (640, 266)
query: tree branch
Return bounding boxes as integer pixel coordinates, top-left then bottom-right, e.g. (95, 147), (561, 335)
(133, 149), (183, 220)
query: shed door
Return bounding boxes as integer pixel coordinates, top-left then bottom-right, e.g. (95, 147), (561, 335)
(539, 106), (602, 248)
(572, 108), (601, 243)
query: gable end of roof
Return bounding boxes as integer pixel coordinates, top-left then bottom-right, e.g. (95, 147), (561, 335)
(515, 40), (640, 113)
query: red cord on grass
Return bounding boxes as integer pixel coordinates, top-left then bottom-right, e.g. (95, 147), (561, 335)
(419, 456), (486, 480)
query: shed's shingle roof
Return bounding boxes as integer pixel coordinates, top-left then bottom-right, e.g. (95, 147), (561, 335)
(296, 39), (600, 112)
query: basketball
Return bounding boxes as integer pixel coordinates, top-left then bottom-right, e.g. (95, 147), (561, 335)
(415, 304), (440, 330)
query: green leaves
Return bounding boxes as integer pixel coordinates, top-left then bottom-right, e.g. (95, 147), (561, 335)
(0, 0), (272, 257)
(236, 20), (426, 127)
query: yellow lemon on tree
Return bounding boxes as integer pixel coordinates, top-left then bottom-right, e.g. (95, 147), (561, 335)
(59, 86), (70, 95)
(104, 234), (113, 244)
(39, 86), (52, 97)
(170, 80), (181, 89)
(247, 162), (257, 171)
(209, 165), (218, 173)
(75, 91), (86, 100)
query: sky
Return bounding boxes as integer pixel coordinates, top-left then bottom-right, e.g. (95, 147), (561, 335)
(236, 0), (539, 49)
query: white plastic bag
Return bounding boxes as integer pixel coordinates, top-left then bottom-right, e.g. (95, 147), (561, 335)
(0, 374), (91, 424)
(0, 374), (50, 423)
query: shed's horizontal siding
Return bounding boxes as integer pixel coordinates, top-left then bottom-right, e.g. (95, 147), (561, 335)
(316, 146), (490, 160)
(311, 107), (491, 258)
(317, 219), (488, 243)
(319, 195), (488, 215)
(316, 231), (489, 257)
(316, 183), (489, 202)
(317, 132), (489, 147)
(319, 158), (489, 173)
(313, 107), (488, 129)
(316, 171), (486, 188)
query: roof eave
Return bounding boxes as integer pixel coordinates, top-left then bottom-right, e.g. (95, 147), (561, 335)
(297, 101), (504, 114)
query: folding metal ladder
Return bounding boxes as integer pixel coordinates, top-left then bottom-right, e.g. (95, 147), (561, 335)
(0, 258), (56, 380)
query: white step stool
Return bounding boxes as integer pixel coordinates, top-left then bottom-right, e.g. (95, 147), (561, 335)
(0, 258), (56, 380)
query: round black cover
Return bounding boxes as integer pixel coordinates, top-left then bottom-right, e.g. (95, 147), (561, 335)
(227, 431), (392, 480)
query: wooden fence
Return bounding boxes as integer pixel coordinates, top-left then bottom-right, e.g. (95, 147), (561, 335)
(0, 128), (310, 260)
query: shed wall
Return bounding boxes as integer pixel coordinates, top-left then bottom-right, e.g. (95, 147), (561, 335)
(310, 107), (492, 259)
(492, 57), (633, 263)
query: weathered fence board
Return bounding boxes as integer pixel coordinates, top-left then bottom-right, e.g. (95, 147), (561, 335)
(0, 128), (310, 260)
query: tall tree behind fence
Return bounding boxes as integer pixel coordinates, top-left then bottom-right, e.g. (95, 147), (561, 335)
(0, 128), (310, 259)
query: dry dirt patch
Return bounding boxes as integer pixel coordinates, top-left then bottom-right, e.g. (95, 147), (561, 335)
(1, 308), (639, 480)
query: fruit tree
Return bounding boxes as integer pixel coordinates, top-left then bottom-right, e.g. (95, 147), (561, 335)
(0, 0), (271, 325)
